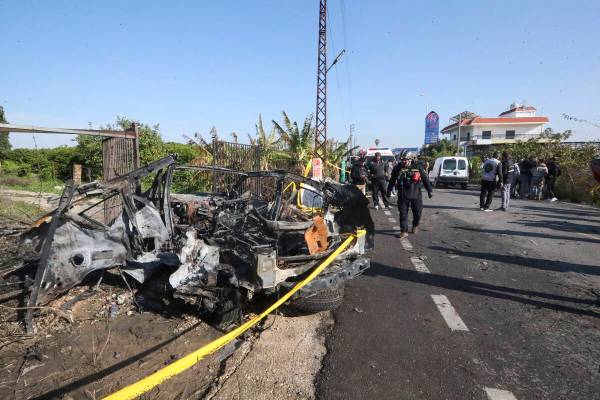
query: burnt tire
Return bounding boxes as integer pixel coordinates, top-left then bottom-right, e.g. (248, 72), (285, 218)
(290, 283), (345, 312)
(207, 290), (243, 330)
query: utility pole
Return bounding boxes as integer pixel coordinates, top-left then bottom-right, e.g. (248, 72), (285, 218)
(314, 0), (327, 159)
(450, 111), (478, 156)
(457, 114), (461, 156)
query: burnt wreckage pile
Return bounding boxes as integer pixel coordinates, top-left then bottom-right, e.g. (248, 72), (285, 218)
(19, 155), (374, 330)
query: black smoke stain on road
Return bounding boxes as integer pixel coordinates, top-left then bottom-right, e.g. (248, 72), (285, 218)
(364, 262), (600, 318)
(454, 225), (600, 244)
(429, 244), (600, 276)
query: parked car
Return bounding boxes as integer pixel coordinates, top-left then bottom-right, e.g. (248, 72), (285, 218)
(429, 156), (469, 189)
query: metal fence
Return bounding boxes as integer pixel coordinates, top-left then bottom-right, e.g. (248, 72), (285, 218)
(102, 133), (139, 223)
(211, 140), (261, 194)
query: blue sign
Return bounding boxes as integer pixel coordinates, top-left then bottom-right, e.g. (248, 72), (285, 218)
(425, 111), (440, 145)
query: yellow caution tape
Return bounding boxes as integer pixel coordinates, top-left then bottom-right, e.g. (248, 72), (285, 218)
(103, 230), (366, 400)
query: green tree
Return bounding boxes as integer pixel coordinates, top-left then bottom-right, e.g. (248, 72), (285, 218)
(75, 117), (167, 179)
(0, 106), (11, 158)
(325, 136), (358, 181)
(272, 112), (315, 172)
(419, 139), (457, 168)
(248, 114), (288, 169)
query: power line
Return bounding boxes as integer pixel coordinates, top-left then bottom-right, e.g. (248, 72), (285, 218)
(562, 113), (600, 129)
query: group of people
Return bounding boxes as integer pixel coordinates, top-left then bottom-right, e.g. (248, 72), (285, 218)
(348, 149), (563, 239)
(480, 151), (561, 212)
(350, 151), (432, 238)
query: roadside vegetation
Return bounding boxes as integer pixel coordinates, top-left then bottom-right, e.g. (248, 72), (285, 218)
(0, 111), (355, 195)
(0, 197), (46, 224)
(419, 132), (600, 206)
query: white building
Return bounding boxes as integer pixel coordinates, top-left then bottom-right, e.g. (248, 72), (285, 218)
(441, 104), (549, 153)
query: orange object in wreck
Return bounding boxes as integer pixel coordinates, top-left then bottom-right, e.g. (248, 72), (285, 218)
(305, 216), (329, 255)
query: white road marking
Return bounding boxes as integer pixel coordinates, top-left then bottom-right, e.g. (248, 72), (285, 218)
(484, 387), (518, 400)
(400, 238), (413, 251)
(431, 294), (469, 331)
(384, 210), (392, 216)
(579, 232), (600, 241)
(410, 257), (430, 274)
(387, 217), (396, 223)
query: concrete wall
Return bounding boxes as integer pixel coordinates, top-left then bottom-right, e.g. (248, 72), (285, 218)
(471, 123), (544, 141)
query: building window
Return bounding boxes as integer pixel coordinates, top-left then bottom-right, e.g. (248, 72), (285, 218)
(453, 134), (457, 141)
(505, 130), (515, 139)
(467, 132), (471, 141)
(482, 131), (491, 139)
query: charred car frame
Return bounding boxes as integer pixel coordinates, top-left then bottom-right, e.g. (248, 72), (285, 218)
(22, 155), (374, 329)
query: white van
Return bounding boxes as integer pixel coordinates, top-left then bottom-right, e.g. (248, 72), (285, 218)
(429, 156), (469, 189)
(363, 147), (395, 163)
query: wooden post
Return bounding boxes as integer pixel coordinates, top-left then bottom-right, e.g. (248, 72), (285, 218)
(132, 123), (140, 168)
(72, 164), (82, 185)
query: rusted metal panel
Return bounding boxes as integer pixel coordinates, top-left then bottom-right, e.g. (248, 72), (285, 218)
(102, 125), (139, 223)
(212, 139), (261, 194)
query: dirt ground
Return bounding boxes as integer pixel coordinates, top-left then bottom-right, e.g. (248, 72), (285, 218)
(0, 192), (333, 400)
(208, 312), (333, 400)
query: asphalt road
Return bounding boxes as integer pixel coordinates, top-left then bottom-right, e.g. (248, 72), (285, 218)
(317, 187), (600, 400)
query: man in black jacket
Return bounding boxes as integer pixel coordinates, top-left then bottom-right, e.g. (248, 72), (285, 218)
(368, 152), (390, 209)
(546, 157), (561, 202)
(518, 157), (532, 198)
(350, 155), (368, 195)
(387, 154), (433, 238)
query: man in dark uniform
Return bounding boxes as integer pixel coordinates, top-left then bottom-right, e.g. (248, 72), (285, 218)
(387, 153), (433, 238)
(350, 152), (368, 195)
(367, 152), (390, 210)
(546, 157), (561, 202)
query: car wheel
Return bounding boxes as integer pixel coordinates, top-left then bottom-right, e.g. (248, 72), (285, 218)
(290, 282), (345, 312)
(461, 183), (468, 189)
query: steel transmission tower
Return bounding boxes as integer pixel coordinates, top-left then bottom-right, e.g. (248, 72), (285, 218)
(314, 0), (327, 158)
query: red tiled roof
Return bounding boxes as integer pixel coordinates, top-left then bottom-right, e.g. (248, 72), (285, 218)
(441, 117), (548, 133)
(471, 117), (548, 124)
(499, 106), (537, 116)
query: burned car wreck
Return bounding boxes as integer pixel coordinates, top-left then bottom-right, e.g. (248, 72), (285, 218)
(22, 155), (374, 329)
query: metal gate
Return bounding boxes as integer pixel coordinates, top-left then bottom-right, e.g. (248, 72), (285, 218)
(212, 140), (261, 194)
(102, 126), (139, 222)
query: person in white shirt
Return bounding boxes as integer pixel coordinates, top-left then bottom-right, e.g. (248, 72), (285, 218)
(480, 152), (502, 211)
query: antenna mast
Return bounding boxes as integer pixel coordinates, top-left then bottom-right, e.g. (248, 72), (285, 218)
(314, 0), (327, 158)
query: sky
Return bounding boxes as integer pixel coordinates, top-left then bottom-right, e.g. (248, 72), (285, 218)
(1, 0), (600, 149)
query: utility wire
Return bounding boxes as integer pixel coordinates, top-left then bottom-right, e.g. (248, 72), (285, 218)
(562, 113), (600, 129)
(340, 0), (354, 119)
(327, 0), (349, 141)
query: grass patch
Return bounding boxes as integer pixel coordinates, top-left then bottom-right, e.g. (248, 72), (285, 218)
(0, 197), (47, 224)
(0, 174), (64, 194)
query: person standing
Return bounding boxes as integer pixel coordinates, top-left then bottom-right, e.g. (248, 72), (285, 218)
(350, 153), (368, 195)
(480, 151), (502, 211)
(518, 157), (532, 198)
(546, 157), (561, 202)
(367, 152), (390, 209)
(511, 161), (520, 198)
(530, 159), (548, 200)
(385, 158), (396, 197)
(387, 154), (433, 238)
(500, 151), (516, 211)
